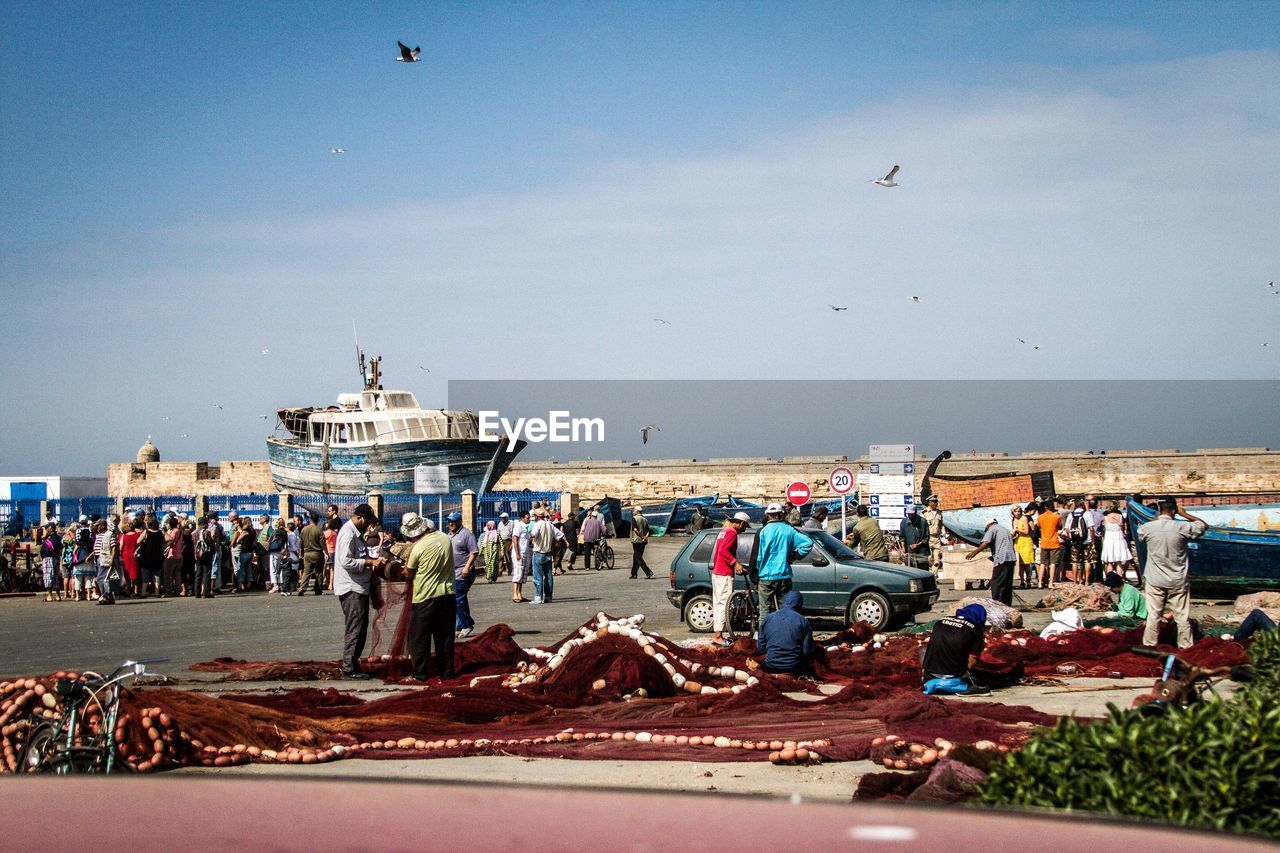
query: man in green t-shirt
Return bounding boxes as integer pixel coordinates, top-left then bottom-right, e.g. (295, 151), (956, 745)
(1104, 571), (1148, 620)
(629, 507), (654, 579)
(403, 513), (456, 681)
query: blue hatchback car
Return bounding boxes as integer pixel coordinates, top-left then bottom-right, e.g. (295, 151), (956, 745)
(665, 526), (939, 632)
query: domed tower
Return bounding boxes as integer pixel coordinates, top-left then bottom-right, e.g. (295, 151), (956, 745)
(136, 436), (160, 464)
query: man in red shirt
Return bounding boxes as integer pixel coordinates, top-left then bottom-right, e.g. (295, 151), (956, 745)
(711, 512), (751, 646)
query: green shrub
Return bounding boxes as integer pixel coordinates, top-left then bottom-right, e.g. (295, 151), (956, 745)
(976, 632), (1280, 838)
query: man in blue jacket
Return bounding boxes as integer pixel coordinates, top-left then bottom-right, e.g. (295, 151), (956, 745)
(754, 503), (813, 623)
(758, 590), (814, 674)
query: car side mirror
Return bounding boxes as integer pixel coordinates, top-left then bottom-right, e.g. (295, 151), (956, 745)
(811, 555), (828, 567)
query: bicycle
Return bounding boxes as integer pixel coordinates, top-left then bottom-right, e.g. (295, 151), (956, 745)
(589, 539), (615, 571)
(1129, 646), (1245, 717)
(20, 657), (168, 774)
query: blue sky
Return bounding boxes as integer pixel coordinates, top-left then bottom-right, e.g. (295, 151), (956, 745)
(1, 1), (1278, 473)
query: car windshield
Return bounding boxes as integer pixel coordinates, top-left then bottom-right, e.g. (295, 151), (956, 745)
(810, 531), (861, 560)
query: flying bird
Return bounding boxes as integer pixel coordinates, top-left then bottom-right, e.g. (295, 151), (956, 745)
(180, 433), (189, 438)
(1033, 344), (1041, 351)
(1265, 342), (1272, 348)
(907, 296), (923, 303)
(640, 425), (660, 445)
(1016, 338), (1026, 344)
(830, 305), (848, 312)
(213, 404), (223, 410)
(260, 348), (270, 356)
(418, 365), (430, 373)
(869, 165), (900, 187)
(396, 41), (421, 62)
(330, 147), (346, 155)
(1268, 281), (1275, 290)
(654, 318), (672, 326)
(161, 416), (171, 421)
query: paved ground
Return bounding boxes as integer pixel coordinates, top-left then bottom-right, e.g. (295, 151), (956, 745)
(1, 536), (1244, 800)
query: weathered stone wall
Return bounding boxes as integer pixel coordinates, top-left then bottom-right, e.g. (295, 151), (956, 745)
(108, 460), (274, 497)
(499, 448), (1280, 504)
(105, 448), (1280, 503)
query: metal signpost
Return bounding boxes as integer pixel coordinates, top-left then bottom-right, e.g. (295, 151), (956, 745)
(867, 444), (916, 532)
(829, 466), (854, 537)
(413, 464), (450, 528)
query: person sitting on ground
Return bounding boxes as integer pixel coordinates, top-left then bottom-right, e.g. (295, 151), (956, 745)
(1103, 571), (1148, 619)
(756, 590), (814, 675)
(1232, 609), (1277, 643)
(920, 604), (988, 694)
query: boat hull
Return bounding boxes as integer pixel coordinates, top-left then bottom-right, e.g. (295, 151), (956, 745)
(1127, 498), (1280, 586)
(266, 437), (521, 495)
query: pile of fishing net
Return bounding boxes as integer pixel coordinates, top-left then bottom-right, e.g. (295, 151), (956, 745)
(0, 610), (1247, 775)
(1035, 584), (1116, 612)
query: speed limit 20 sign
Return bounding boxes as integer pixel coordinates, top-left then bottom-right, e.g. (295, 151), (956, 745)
(829, 466), (854, 495)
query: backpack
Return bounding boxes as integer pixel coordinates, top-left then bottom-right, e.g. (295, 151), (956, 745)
(1067, 512), (1089, 543)
(194, 529), (212, 559)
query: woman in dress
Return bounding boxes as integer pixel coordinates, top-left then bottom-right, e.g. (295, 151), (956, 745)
(118, 519), (141, 598)
(1010, 505), (1036, 589)
(1100, 502), (1133, 579)
(163, 516), (184, 596)
(479, 521), (502, 583)
(40, 524), (63, 602)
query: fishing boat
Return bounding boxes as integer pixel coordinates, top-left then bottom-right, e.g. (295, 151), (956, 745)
(1127, 498), (1280, 586)
(622, 495), (719, 536)
(266, 352), (524, 495)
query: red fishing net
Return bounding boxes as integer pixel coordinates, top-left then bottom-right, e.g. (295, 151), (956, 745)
(0, 612), (1248, 775)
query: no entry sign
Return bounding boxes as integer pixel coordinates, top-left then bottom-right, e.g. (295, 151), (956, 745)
(786, 481), (811, 506)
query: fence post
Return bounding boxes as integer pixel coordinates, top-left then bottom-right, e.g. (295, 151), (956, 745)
(194, 495), (209, 521)
(114, 495), (125, 517)
(367, 493), (383, 527)
(461, 490), (477, 532)
(561, 491), (579, 518)
(278, 491), (293, 521)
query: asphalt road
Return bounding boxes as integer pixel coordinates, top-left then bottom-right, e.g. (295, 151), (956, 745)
(0, 536), (1236, 680)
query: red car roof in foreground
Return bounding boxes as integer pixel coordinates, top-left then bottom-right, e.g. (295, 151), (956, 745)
(0, 776), (1267, 851)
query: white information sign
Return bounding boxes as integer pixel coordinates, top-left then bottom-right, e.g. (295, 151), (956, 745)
(869, 462), (914, 476)
(413, 464), (450, 495)
(869, 444), (915, 462)
(870, 493), (915, 507)
(867, 474), (914, 494)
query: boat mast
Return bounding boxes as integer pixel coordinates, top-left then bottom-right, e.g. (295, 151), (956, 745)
(353, 321), (383, 391)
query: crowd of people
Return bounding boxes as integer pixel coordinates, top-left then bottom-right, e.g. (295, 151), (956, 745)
(19, 506), (352, 603)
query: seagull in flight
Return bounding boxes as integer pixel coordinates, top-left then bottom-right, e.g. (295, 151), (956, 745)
(830, 305), (848, 312)
(180, 433), (189, 438)
(640, 425), (660, 445)
(869, 165), (900, 187)
(260, 414), (271, 419)
(1016, 338), (1026, 344)
(260, 348), (270, 356)
(907, 295), (923, 303)
(330, 147), (346, 155)
(418, 365), (430, 373)
(161, 416), (171, 421)
(1033, 344), (1041, 351)
(213, 404), (223, 410)
(396, 41), (421, 62)
(1268, 281), (1275, 290)
(654, 318), (672, 326)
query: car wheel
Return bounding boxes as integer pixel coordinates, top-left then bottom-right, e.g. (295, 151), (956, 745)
(682, 593), (715, 633)
(847, 590), (892, 631)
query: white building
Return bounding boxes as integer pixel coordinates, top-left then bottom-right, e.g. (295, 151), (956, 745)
(1, 476), (108, 526)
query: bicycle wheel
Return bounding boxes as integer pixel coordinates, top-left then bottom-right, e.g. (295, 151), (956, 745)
(601, 544), (615, 570)
(18, 723), (60, 773)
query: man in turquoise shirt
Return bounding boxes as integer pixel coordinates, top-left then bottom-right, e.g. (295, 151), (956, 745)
(754, 503), (813, 625)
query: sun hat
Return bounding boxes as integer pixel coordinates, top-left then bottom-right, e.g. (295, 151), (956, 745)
(400, 512), (430, 539)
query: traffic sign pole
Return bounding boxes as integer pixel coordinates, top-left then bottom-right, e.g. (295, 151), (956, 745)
(828, 466), (854, 540)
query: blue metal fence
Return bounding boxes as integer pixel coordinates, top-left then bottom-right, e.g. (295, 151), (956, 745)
(381, 494), (464, 533)
(477, 490), (560, 527)
(291, 493), (365, 523)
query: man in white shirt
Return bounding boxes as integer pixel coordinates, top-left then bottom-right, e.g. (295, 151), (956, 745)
(528, 508), (565, 605)
(334, 503), (388, 678)
(509, 510), (532, 603)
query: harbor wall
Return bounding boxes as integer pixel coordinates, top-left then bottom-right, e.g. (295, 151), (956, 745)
(106, 448), (1280, 504)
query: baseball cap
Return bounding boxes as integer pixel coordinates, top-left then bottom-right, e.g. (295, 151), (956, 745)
(765, 503), (783, 515)
(732, 511), (752, 524)
(446, 511), (463, 523)
(985, 518), (998, 527)
(499, 512), (509, 518)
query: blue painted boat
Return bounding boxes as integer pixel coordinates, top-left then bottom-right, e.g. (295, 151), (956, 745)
(1127, 498), (1280, 586)
(622, 495), (719, 536)
(266, 353), (523, 495)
